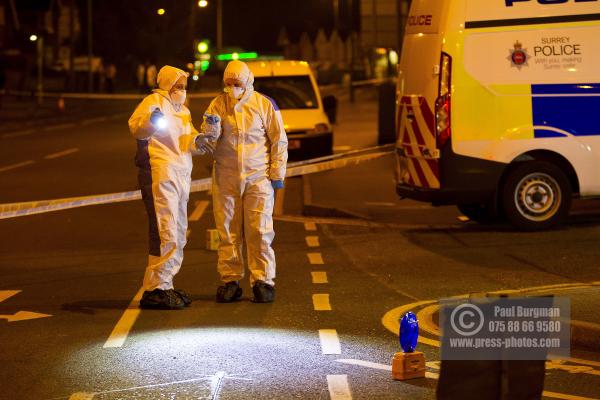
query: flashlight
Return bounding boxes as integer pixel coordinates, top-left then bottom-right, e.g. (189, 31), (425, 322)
(156, 117), (167, 129)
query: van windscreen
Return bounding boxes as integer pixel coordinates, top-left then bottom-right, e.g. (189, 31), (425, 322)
(253, 76), (318, 110)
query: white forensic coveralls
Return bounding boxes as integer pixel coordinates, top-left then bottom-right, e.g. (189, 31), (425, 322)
(128, 66), (200, 291)
(203, 62), (288, 287)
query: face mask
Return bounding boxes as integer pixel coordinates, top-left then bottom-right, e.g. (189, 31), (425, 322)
(226, 86), (245, 100)
(170, 90), (186, 105)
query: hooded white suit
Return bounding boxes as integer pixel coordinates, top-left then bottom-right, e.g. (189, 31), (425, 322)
(128, 65), (200, 291)
(203, 60), (288, 287)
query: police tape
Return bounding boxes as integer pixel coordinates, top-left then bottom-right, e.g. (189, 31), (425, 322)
(0, 147), (394, 220)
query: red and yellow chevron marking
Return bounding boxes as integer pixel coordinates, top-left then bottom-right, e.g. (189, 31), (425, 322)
(396, 96), (440, 189)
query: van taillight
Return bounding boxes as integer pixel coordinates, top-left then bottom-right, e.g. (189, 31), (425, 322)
(435, 52), (452, 149)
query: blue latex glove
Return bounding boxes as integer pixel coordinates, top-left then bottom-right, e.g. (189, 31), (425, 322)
(271, 180), (284, 190)
(204, 113), (221, 125)
(150, 108), (165, 126)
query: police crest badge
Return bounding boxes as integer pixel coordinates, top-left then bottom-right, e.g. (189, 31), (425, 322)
(507, 40), (530, 69)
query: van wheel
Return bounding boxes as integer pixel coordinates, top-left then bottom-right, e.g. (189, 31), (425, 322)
(457, 203), (496, 224)
(502, 161), (571, 231)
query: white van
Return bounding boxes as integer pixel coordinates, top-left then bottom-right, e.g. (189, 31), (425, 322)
(247, 60), (335, 161)
(395, 0), (600, 230)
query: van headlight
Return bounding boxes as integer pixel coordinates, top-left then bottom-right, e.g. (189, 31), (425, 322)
(307, 123), (330, 134)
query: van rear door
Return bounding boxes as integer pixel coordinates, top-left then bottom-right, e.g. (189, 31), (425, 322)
(396, 0), (449, 190)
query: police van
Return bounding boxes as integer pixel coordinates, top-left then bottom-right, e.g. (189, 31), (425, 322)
(395, 0), (600, 230)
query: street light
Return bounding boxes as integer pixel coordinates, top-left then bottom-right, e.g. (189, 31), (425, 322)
(30, 34), (44, 104)
(197, 40), (209, 54)
(157, 8), (166, 15)
(198, 0), (208, 7)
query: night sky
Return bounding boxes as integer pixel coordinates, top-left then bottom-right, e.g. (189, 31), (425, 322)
(90, 0), (338, 65)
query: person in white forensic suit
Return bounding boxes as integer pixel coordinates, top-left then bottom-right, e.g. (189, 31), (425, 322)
(201, 60), (288, 303)
(128, 65), (212, 309)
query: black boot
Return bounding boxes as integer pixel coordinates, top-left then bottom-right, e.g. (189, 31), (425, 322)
(140, 289), (185, 309)
(172, 289), (192, 307)
(252, 281), (275, 303)
(216, 281), (243, 303)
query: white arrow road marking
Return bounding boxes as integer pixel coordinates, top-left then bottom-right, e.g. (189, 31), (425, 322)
(0, 311), (53, 322)
(0, 290), (53, 322)
(0, 290), (21, 303)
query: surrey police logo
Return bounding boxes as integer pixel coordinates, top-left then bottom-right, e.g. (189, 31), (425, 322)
(507, 41), (530, 69)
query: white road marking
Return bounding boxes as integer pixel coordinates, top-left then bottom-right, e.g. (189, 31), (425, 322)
(276, 214), (458, 230)
(542, 392), (599, 400)
(336, 359), (391, 371)
(327, 375), (352, 400)
(0, 160), (35, 173)
(0, 290), (21, 303)
(69, 393), (94, 400)
(304, 222), (317, 231)
(364, 202), (396, 207)
(337, 357), (440, 379)
(103, 287), (145, 348)
(319, 329), (341, 354)
(44, 147), (79, 160)
(81, 116), (108, 125)
(2, 129), (35, 139)
(45, 123), (76, 131)
(68, 372), (251, 398)
(313, 294), (332, 311)
(306, 236), (320, 247)
(189, 200), (210, 221)
(565, 357), (600, 368)
(335, 359), (599, 398)
(0, 311), (52, 322)
(209, 371), (226, 400)
(307, 252), (324, 265)
(457, 215), (470, 222)
(311, 271), (328, 284)
(0, 290), (52, 322)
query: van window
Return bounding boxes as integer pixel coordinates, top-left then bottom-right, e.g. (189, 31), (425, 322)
(254, 76), (318, 110)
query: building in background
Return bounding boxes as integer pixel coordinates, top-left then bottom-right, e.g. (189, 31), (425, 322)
(279, 0), (412, 84)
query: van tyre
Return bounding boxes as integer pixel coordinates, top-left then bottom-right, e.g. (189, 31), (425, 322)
(502, 161), (571, 231)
